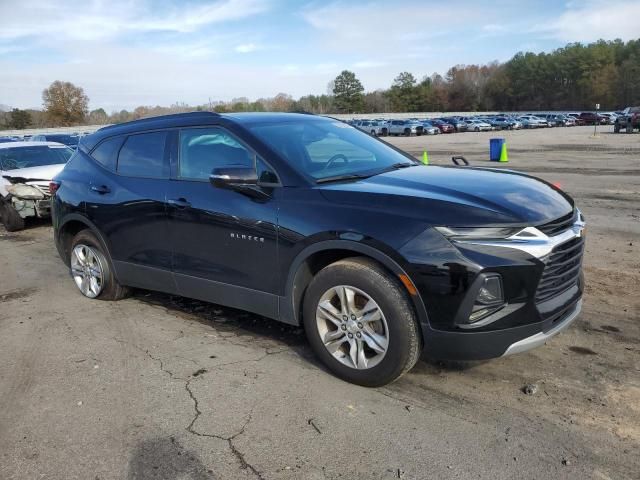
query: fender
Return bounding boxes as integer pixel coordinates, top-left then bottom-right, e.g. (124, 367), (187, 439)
(279, 239), (430, 329)
(55, 214), (123, 282)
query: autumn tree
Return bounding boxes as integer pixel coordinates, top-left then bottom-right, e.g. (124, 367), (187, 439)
(42, 80), (89, 126)
(332, 70), (364, 113)
(88, 108), (108, 124)
(8, 109), (32, 129)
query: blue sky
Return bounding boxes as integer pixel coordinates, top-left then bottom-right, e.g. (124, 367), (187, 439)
(1, 0), (638, 111)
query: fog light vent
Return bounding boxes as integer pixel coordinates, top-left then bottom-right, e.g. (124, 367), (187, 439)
(469, 274), (504, 323)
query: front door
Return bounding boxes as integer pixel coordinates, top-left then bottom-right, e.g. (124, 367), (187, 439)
(166, 126), (280, 317)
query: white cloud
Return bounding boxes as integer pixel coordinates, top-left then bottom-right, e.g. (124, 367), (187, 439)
(533, 0), (640, 42)
(235, 43), (259, 53)
(0, 0), (270, 41)
(353, 60), (386, 69)
(300, 1), (524, 55)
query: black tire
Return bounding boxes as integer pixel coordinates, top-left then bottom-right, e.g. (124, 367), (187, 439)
(0, 200), (25, 232)
(303, 257), (422, 387)
(404, 128), (411, 136)
(70, 229), (130, 300)
(614, 123), (620, 133)
(627, 123), (634, 133)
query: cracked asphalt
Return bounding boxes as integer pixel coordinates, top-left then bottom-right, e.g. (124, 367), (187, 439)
(1, 126), (639, 479)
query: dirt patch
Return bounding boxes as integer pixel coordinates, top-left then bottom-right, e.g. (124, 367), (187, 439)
(0, 287), (38, 302)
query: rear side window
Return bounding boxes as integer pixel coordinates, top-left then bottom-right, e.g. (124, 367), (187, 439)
(117, 131), (169, 178)
(91, 137), (123, 171)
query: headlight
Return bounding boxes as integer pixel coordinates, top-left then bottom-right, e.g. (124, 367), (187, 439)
(434, 226), (520, 240)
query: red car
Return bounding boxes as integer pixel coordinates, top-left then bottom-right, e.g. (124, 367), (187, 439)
(431, 119), (455, 133)
(579, 112), (608, 125)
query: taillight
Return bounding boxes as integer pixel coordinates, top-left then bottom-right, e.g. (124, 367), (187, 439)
(49, 181), (61, 195)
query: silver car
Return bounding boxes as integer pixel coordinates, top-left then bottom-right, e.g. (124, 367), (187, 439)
(465, 119), (493, 132)
(388, 120), (423, 136)
(420, 121), (440, 135)
(355, 120), (387, 136)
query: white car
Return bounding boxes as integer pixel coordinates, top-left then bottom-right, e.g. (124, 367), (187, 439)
(355, 120), (387, 136)
(517, 115), (547, 128)
(465, 119), (492, 132)
(0, 141), (73, 231)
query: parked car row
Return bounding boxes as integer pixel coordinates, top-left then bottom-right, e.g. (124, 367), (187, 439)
(348, 110), (627, 136)
(0, 132), (90, 149)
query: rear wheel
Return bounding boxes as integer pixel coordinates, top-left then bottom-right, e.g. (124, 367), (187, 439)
(404, 128), (411, 136)
(303, 257), (422, 387)
(627, 122), (634, 133)
(0, 200), (25, 232)
(69, 230), (130, 300)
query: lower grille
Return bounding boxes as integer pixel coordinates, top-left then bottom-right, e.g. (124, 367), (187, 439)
(536, 235), (585, 303)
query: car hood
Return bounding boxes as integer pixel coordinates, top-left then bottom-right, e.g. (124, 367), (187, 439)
(318, 165), (573, 226)
(1, 164), (66, 182)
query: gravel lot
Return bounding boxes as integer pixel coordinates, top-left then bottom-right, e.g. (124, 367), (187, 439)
(1, 126), (638, 479)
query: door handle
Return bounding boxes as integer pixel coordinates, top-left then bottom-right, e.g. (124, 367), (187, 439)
(90, 184), (111, 194)
(167, 198), (191, 209)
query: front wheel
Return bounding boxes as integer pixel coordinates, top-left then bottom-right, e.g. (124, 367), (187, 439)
(0, 199), (25, 232)
(303, 258), (422, 387)
(69, 230), (130, 300)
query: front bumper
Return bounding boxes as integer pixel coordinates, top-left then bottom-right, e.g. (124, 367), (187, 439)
(401, 211), (585, 361)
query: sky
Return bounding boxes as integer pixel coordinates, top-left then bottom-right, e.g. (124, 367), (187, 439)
(1, 0), (639, 112)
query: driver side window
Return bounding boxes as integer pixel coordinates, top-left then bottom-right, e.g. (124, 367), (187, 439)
(179, 127), (255, 181)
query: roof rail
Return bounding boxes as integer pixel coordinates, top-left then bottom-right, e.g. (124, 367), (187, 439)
(97, 111), (220, 132)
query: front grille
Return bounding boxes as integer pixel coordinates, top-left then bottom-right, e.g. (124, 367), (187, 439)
(537, 210), (576, 236)
(536, 235), (585, 303)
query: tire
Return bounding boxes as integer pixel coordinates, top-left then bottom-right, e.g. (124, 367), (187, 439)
(0, 199), (25, 232)
(627, 123), (634, 133)
(303, 257), (422, 387)
(69, 229), (130, 300)
(370, 130), (376, 136)
(404, 128), (411, 136)
(614, 123), (620, 133)
(475, 127), (480, 132)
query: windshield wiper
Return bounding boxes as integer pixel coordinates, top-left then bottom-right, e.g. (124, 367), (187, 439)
(316, 173), (374, 184)
(315, 163), (417, 184)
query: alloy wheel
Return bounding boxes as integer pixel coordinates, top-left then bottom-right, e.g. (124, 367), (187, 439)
(70, 244), (105, 298)
(315, 285), (389, 370)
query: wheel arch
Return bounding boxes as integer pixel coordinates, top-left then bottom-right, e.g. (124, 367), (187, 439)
(56, 214), (113, 268)
(279, 240), (429, 329)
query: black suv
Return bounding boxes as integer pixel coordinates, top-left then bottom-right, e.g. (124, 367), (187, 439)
(52, 112), (585, 386)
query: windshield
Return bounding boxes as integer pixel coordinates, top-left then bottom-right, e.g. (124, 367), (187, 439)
(0, 145), (73, 171)
(248, 119), (415, 181)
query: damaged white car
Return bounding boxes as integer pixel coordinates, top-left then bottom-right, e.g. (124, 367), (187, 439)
(0, 142), (73, 231)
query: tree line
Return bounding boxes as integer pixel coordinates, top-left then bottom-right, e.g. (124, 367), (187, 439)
(1, 39), (639, 129)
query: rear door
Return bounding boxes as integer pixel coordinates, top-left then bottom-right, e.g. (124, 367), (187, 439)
(85, 130), (175, 293)
(165, 126), (280, 316)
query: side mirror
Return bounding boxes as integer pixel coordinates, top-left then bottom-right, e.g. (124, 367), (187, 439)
(209, 166), (258, 189)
